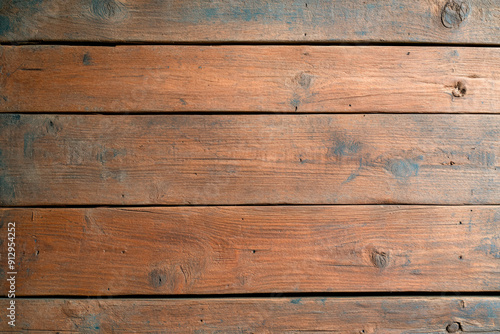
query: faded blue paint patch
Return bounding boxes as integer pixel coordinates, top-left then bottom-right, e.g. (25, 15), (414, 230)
(179, 2), (299, 24)
(203, 7), (219, 19)
(458, 300), (500, 321)
(23, 133), (37, 159)
(290, 97), (301, 111)
(386, 157), (422, 179)
(12, 0), (44, 7)
(0, 175), (15, 205)
(355, 30), (367, 36)
(80, 314), (101, 333)
(0, 16), (10, 35)
(475, 237), (500, 259)
(97, 148), (126, 164)
(343, 172), (357, 184)
(180, 98), (187, 105)
(290, 298), (302, 304)
(342, 157), (373, 184)
(328, 137), (361, 157)
(2, 114), (20, 126)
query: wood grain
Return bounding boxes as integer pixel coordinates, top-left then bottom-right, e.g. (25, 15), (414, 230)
(1, 297), (499, 332)
(0, 0), (499, 44)
(1, 45), (499, 112)
(1, 114), (499, 206)
(1, 206), (498, 296)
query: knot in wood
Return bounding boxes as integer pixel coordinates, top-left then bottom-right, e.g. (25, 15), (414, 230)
(370, 250), (389, 269)
(446, 322), (461, 333)
(90, 0), (127, 21)
(441, 0), (470, 29)
(452, 81), (467, 97)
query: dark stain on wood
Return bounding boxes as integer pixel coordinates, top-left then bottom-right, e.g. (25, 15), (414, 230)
(0, 15), (10, 35)
(83, 52), (93, 66)
(149, 269), (167, 289)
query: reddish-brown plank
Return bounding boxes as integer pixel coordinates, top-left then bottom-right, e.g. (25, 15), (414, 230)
(0, 0), (499, 44)
(1, 206), (498, 296)
(1, 297), (499, 332)
(1, 46), (499, 112)
(1, 114), (499, 206)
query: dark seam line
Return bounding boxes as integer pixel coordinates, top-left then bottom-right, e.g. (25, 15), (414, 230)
(3, 112), (500, 116)
(2, 41), (500, 47)
(1, 203), (500, 209)
(9, 291), (500, 300)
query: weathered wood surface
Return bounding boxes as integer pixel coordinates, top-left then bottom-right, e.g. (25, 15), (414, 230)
(1, 206), (498, 295)
(1, 45), (499, 112)
(1, 114), (499, 206)
(0, 0), (499, 44)
(1, 297), (498, 332)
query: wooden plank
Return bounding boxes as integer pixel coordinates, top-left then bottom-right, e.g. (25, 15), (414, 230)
(1, 0), (499, 44)
(1, 206), (498, 295)
(1, 45), (499, 113)
(1, 114), (499, 206)
(1, 297), (499, 332)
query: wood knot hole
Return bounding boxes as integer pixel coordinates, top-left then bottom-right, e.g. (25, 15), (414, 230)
(441, 0), (470, 28)
(452, 81), (466, 97)
(446, 322), (461, 333)
(370, 250), (389, 269)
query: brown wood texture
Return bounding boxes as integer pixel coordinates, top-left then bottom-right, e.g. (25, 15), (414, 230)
(0, 0), (499, 44)
(1, 297), (499, 332)
(1, 45), (499, 112)
(1, 206), (498, 296)
(1, 114), (499, 206)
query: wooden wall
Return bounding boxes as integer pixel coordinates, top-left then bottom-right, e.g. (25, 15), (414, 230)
(0, 0), (499, 332)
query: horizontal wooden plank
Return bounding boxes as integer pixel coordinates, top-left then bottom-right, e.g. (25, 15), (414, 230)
(1, 0), (500, 44)
(1, 45), (499, 112)
(1, 297), (498, 332)
(1, 114), (499, 206)
(1, 206), (498, 295)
